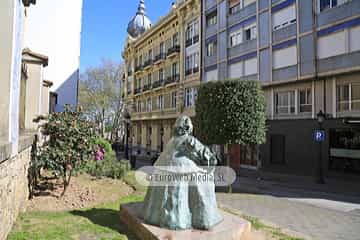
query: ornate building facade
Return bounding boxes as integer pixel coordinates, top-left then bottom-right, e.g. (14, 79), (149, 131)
(123, 0), (201, 155)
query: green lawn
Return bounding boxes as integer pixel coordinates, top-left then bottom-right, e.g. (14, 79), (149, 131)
(8, 172), (146, 240)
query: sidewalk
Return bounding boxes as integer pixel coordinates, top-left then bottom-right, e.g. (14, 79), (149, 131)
(217, 192), (360, 240)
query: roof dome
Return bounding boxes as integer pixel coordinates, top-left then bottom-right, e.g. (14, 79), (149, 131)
(127, 0), (152, 39)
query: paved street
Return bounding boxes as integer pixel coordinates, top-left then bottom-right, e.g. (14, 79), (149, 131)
(126, 156), (360, 239)
(217, 192), (360, 240)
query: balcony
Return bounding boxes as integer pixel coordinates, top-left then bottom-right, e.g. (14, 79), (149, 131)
(167, 45), (180, 57)
(186, 35), (200, 48)
(134, 88), (142, 94)
(185, 67), (199, 76)
(142, 84), (151, 92)
(193, 35), (199, 44)
(165, 74), (180, 85)
(152, 80), (165, 89)
(143, 59), (153, 69)
(154, 53), (166, 64)
(135, 65), (143, 73)
(185, 38), (192, 48)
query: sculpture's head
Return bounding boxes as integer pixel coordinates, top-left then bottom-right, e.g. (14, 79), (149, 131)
(173, 116), (193, 136)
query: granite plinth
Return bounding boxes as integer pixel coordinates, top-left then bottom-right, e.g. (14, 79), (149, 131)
(120, 202), (251, 240)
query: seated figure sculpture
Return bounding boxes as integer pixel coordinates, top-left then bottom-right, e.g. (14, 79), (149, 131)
(143, 116), (223, 230)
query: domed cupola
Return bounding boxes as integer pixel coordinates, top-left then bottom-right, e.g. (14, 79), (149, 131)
(127, 0), (152, 39)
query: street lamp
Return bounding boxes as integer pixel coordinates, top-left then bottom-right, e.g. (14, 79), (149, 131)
(124, 110), (131, 160)
(316, 110), (326, 184)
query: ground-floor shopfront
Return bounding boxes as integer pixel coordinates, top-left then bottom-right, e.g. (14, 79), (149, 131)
(130, 119), (176, 156)
(229, 118), (360, 179)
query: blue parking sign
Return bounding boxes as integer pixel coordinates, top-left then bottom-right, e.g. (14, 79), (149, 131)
(314, 130), (325, 142)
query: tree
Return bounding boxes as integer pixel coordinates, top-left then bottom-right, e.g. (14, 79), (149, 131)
(35, 105), (94, 196)
(195, 80), (266, 157)
(79, 59), (125, 141)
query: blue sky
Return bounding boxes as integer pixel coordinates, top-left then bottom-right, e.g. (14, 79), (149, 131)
(80, 0), (174, 72)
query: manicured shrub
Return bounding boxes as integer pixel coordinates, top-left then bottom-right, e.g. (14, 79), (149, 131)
(195, 80), (266, 146)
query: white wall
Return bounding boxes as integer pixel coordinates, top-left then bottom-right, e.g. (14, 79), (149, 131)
(25, 0), (83, 112)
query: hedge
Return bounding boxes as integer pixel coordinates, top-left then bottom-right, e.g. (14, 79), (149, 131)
(195, 80), (266, 146)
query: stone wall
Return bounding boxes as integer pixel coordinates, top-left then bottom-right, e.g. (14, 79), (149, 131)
(0, 137), (32, 240)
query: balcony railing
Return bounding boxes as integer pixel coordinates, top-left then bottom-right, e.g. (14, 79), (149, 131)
(154, 53), (166, 63)
(143, 84), (151, 92)
(185, 35), (200, 47)
(185, 67), (199, 76)
(165, 74), (180, 85)
(134, 88), (142, 94)
(185, 38), (192, 47)
(193, 35), (199, 44)
(167, 45), (180, 57)
(135, 65), (143, 72)
(143, 59), (153, 68)
(152, 80), (165, 89)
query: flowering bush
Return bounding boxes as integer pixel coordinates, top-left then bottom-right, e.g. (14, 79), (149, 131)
(195, 80), (266, 146)
(35, 105), (95, 196)
(78, 138), (131, 179)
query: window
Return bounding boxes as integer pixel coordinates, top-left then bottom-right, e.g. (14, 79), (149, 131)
(229, 0), (255, 14)
(272, 5), (296, 31)
(273, 45), (297, 69)
(244, 57), (257, 75)
(159, 69), (164, 81)
(245, 24), (257, 41)
(148, 49), (153, 60)
(337, 84), (360, 111)
(171, 92), (177, 108)
(142, 101), (146, 112)
(230, 29), (242, 47)
(229, 0), (242, 14)
(207, 41), (215, 56)
(185, 52), (199, 74)
(160, 42), (165, 54)
(147, 73), (152, 85)
(184, 88), (198, 107)
(172, 62), (178, 76)
(206, 12), (217, 26)
(319, 0), (349, 12)
(275, 91), (295, 114)
(158, 95), (164, 110)
(137, 101), (141, 112)
(186, 20), (199, 46)
(173, 33), (179, 46)
(318, 31), (346, 59)
(299, 89), (312, 113)
(147, 98), (152, 112)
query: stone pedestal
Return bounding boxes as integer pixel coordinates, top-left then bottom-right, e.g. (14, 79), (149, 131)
(120, 202), (251, 240)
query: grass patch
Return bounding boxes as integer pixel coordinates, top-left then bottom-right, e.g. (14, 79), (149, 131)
(8, 172), (146, 240)
(223, 208), (305, 240)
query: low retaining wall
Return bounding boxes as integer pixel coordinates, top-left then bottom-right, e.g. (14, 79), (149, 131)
(0, 135), (34, 240)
